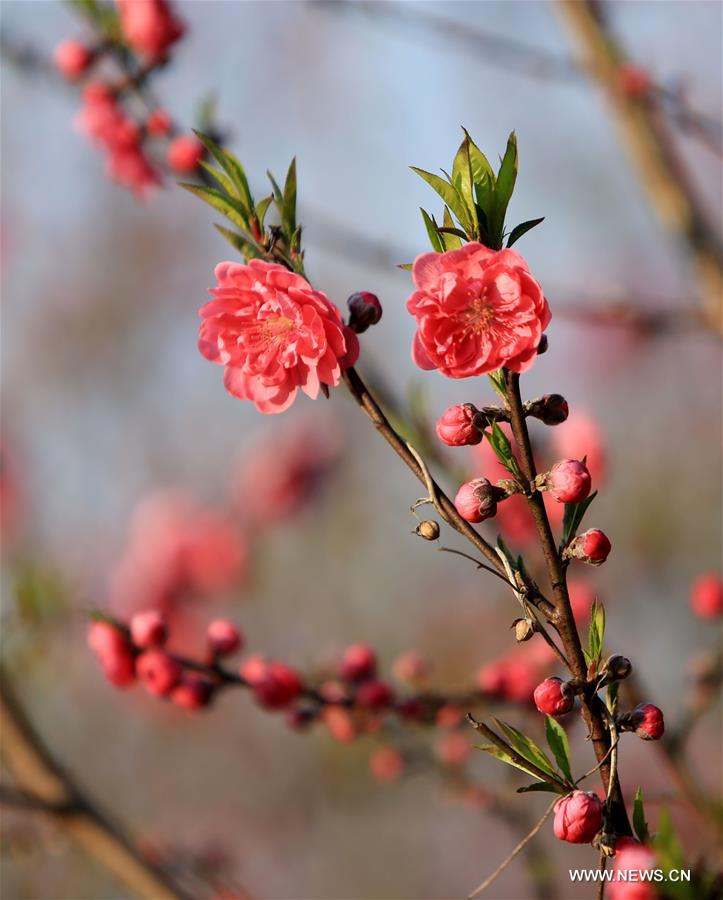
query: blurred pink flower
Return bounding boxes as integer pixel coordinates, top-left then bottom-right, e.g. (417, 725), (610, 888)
(105, 144), (162, 199)
(610, 839), (658, 900)
(407, 243), (550, 377)
(233, 415), (342, 524)
(690, 572), (723, 619)
(116, 0), (185, 61)
(199, 261), (359, 413)
(369, 746), (404, 782)
(551, 410), (606, 484)
(108, 490), (248, 618)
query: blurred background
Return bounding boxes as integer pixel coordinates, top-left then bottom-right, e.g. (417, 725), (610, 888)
(1, 1), (721, 898)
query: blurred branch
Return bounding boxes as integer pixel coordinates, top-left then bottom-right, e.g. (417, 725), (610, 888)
(313, 0), (722, 155)
(553, 0), (723, 337)
(0, 667), (190, 900)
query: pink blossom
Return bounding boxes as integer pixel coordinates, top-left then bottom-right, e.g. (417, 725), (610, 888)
(435, 732), (472, 766)
(105, 144), (162, 199)
(436, 404), (483, 446)
(108, 490), (248, 618)
(454, 477), (500, 523)
(88, 621), (136, 687)
(116, 0), (185, 60)
(252, 662), (303, 709)
(392, 650), (429, 685)
(199, 261), (359, 413)
(146, 108), (172, 137)
(369, 746), (404, 782)
(170, 675), (213, 711)
(233, 415), (342, 524)
(136, 649), (182, 696)
(553, 791), (603, 843)
(610, 840), (658, 900)
(339, 643), (377, 681)
(546, 458), (592, 504)
(207, 619), (243, 656)
(323, 706), (356, 743)
(54, 39), (92, 80)
(406, 243), (550, 378)
(167, 134), (205, 173)
(534, 677), (574, 716)
(130, 609), (167, 648)
(691, 572), (723, 619)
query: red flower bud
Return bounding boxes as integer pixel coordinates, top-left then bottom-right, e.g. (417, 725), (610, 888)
(87, 621), (136, 687)
(369, 746), (404, 782)
(435, 404), (483, 447)
(630, 703), (664, 741)
(54, 39), (93, 80)
(617, 64), (653, 99)
(167, 134), (205, 173)
(339, 643), (377, 681)
(347, 292), (382, 333)
(553, 791), (604, 844)
(207, 619), (243, 656)
(170, 675), (213, 711)
(533, 677), (574, 716)
(355, 678), (393, 709)
(546, 459), (591, 504)
(252, 662), (302, 710)
(691, 572), (723, 619)
(454, 477), (501, 523)
(130, 609), (167, 649)
(146, 108), (172, 137)
(136, 650), (182, 696)
(565, 529), (611, 565)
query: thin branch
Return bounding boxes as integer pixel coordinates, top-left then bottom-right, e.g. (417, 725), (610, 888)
(467, 796), (559, 898)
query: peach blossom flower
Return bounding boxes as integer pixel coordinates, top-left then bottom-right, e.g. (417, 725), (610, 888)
(407, 243), (550, 377)
(199, 261), (359, 414)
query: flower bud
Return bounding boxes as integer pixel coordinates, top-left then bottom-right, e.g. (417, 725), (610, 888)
(392, 650), (429, 685)
(415, 520), (440, 541)
(252, 662), (303, 709)
(346, 291), (382, 333)
(369, 746), (404, 782)
(170, 675), (213, 711)
(690, 572), (723, 619)
(513, 618), (535, 643)
(54, 39), (93, 80)
(167, 134), (205, 173)
(533, 677), (574, 716)
(611, 840), (658, 899)
(355, 678), (393, 709)
(146, 108), (172, 137)
(130, 609), (167, 649)
(617, 64), (652, 99)
(136, 650), (182, 696)
(565, 529), (611, 565)
(553, 791), (604, 844)
(207, 619), (244, 656)
(544, 459), (592, 504)
(435, 731), (472, 766)
(604, 655), (632, 682)
(528, 394), (569, 426)
(454, 478), (502, 523)
(435, 404), (483, 447)
(629, 703), (664, 741)
(87, 620), (136, 687)
(340, 643), (377, 681)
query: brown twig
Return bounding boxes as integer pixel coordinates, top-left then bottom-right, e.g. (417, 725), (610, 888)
(0, 668), (190, 899)
(553, 0), (723, 337)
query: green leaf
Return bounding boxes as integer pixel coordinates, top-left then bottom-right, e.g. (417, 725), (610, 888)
(493, 718), (558, 780)
(488, 421), (522, 478)
(632, 788), (650, 843)
(282, 157), (297, 237)
(180, 183), (248, 231)
(213, 224), (265, 260)
(507, 217), (545, 248)
(545, 716), (573, 784)
(496, 536), (517, 571)
(397, 262), (413, 271)
(517, 781), (565, 794)
(198, 160), (235, 196)
(561, 490), (598, 546)
(192, 131), (254, 215)
(255, 194), (274, 229)
(588, 599), (606, 662)
(462, 129), (496, 186)
(487, 369), (508, 402)
(474, 744), (550, 781)
(451, 135), (477, 229)
(411, 167), (473, 233)
(420, 209), (444, 252)
(491, 131), (518, 240)
(440, 207), (463, 249)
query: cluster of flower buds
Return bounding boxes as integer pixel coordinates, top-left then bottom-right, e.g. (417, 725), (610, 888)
(563, 528), (612, 566)
(617, 703), (665, 741)
(54, 0), (206, 198)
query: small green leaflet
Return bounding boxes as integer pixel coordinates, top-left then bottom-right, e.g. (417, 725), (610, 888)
(506, 217), (545, 248)
(493, 718), (558, 781)
(475, 744), (550, 782)
(632, 788), (650, 843)
(487, 420), (522, 479)
(561, 491), (597, 547)
(586, 599), (606, 664)
(517, 781), (564, 794)
(545, 716), (573, 784)
(410, 167), (473, 234)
